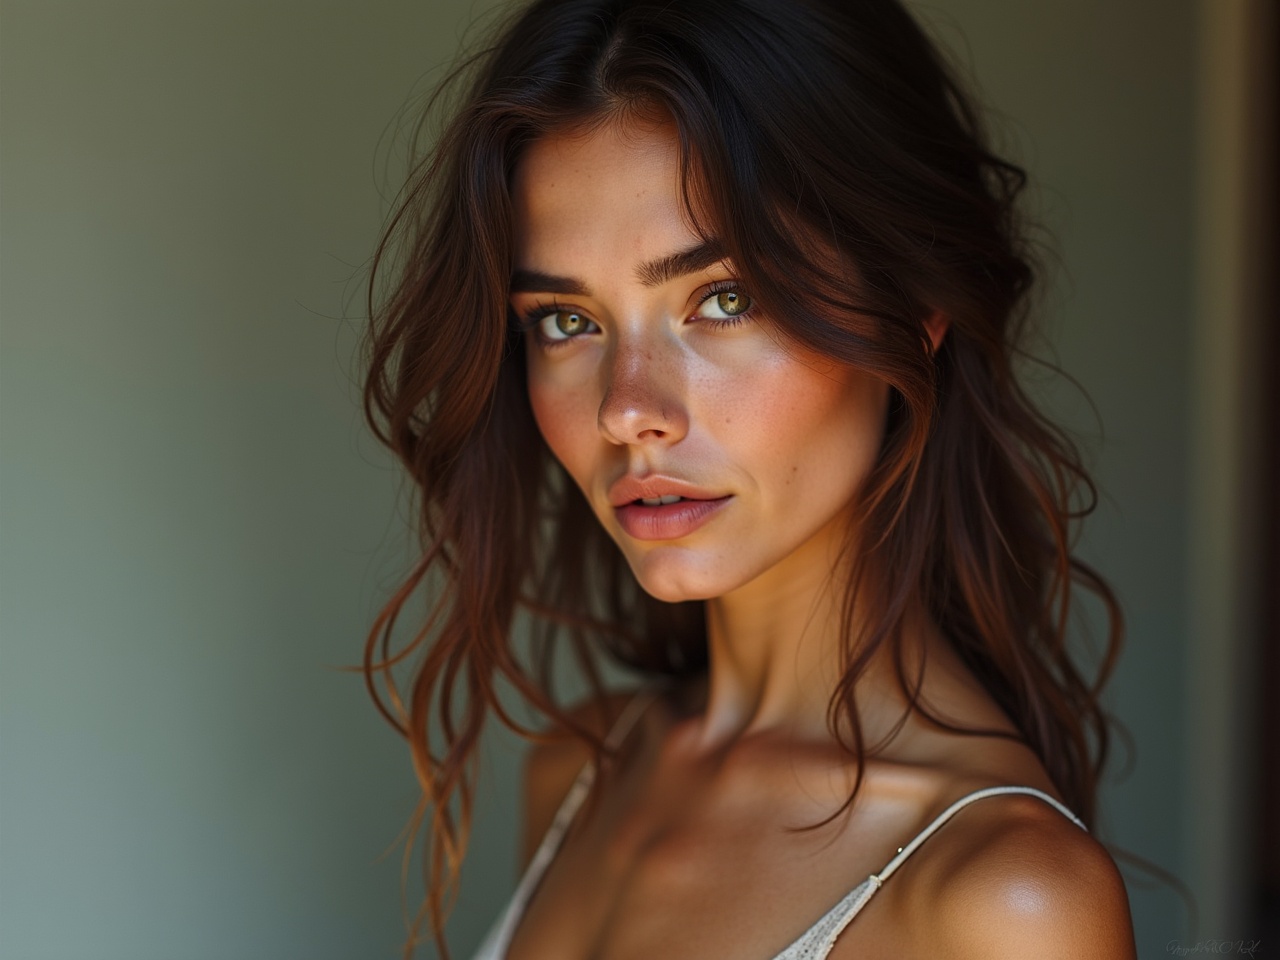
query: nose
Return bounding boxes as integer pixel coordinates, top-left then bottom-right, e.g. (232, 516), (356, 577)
(596, 333), (689, 447)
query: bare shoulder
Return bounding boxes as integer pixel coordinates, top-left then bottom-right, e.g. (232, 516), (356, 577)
(518, 687), (646, 871)
(916, 792), (1136, 960)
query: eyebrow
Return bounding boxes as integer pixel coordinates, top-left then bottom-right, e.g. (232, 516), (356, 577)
(509, 238), (727, 296)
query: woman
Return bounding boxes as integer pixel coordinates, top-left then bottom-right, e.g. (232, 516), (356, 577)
(361, 0), (1137, 957)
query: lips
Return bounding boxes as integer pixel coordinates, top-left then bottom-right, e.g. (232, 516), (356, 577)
(607, 474), (733, 540)
(607, 474), (729, 508)
(614, 497), (731, 540)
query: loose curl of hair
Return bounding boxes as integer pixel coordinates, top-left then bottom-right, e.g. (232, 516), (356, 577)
(361, 0), (1126, 956)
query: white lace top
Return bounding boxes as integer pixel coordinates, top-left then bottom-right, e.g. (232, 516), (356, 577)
(470, 690), (1087, 960)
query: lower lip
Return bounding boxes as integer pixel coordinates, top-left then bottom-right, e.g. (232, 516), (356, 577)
(614, 496), (732, 541)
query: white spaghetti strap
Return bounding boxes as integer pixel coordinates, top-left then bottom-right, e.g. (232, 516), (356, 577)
(538, 687), (661, 840)
(477, 688), (661, 960)
(602, 687), (661, 751)
(874, 785), (1086, 885)
(802, 785), (1088, 959)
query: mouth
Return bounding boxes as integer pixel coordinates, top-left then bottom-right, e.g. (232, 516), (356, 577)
(614, 494), (733, 540)
(632, 494), (698, 506)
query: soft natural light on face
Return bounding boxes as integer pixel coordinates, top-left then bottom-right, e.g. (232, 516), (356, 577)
(509, 115), (890, 604)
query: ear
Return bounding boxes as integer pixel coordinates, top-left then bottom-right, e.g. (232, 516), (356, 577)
(923, 309), (950, 355)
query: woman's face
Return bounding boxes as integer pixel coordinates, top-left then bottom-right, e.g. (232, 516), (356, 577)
(509, 116), (890, 603)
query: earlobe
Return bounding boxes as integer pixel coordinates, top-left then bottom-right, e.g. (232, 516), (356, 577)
(923, 310), (950, 355)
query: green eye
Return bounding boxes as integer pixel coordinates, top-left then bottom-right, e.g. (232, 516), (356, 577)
(716, 290), (749, 316)
(515, 299), (600, 349)
(696, 285), (753, 323)
(554, 311), (589, 337)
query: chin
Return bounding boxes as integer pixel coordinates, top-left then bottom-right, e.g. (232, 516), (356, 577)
(623, 547), (743, 603)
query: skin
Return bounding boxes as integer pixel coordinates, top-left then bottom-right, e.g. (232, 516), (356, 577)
(506, 113), (1136, 960)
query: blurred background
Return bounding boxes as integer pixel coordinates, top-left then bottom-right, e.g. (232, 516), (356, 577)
(1, 0), (1275, 958)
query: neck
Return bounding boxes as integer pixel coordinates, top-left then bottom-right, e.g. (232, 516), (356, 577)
(679, 520), (934, 753)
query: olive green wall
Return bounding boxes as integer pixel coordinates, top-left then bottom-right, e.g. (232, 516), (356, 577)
(913, 0), (1199, 952)
(0, 1), (1204, 957)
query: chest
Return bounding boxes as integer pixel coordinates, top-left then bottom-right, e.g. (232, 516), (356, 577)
(504, 764), (927, 960)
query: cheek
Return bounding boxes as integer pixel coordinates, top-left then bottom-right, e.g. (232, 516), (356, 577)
(725, 359), (888, 502)
(526, 358), (596, 473)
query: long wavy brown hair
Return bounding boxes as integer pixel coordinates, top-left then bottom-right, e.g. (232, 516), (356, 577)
(360, 0), (1126, 955)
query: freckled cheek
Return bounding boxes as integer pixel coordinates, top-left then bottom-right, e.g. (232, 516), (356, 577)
(716, 366), (886, 502)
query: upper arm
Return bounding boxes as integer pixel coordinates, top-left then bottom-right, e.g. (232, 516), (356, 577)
(927, 802), (1136, 960)
(517, 690), (639, 872)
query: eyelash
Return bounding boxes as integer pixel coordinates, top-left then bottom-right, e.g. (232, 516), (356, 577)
(514, 280), (754, 350)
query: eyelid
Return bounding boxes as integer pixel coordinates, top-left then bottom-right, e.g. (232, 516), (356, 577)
(692, 279), (754, 324)
(513, 297), (573, 331)
(513, 298), (601, 348)
(694, 279), (742, 307)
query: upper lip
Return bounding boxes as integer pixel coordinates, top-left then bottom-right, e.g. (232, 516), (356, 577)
(607, 474), (730, 507)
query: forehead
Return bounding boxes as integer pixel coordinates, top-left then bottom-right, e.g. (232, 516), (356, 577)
(509, 117), (704, 268)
